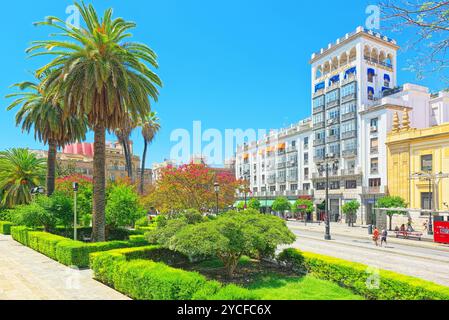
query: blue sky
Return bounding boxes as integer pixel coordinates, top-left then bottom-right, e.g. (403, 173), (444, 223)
(0, 0), (443, 168)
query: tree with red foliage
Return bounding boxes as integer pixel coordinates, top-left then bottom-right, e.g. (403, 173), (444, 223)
(147, 163), (242, 213)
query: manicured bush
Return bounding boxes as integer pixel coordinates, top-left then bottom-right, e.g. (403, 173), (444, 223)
(283, 249), (449, 300)
(277, 248), (306, 275)
(11, 226), (31, 245)
(27, 231), (68, 260)
(55, 237), (148, 268)
(0, 221), (13, 235)
(90, 247), (256, 300)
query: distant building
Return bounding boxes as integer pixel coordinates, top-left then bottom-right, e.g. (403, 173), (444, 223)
(31, 141), (152, 185)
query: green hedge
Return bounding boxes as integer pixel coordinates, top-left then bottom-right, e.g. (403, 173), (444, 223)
(10, 227), (148, 268)
(11, 226), (31, 245)
(90, 246), (258, 300)
(56, 237), (148, 268)
(278, 248), (449, 300)
(0, 221), (13, 235)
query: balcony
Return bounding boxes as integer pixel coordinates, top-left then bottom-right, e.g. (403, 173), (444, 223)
(313, 138), (325, 147)
(342, 149), (357, 158)
(326, 100), (340, 108)
(340, 167), (363, 177)
(287, 161), (298, 168)
(362, 186), (388, 195)
(277, 176), (286, 183)
(286, 146), (297, 153)
(277, 162), (286, 169)
(327, 117), (339, 126)
(287, 175), (298, 182)
(341, 130), (357, 140)
(267, 178), (276, 184)
(327, 135), (340, 143)
(313, 121), (325, 130)
(370, 147), (379, 155)
(313, 105), (324, 114)
(341, 93), (356, 103)
(341, 111), (356, 122)
(314, 155), (325, 162)
(370, 126), (378, 134)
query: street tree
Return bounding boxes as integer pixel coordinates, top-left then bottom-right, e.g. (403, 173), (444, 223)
(376, 196), (407, 230)
(342, 200), (360, 227)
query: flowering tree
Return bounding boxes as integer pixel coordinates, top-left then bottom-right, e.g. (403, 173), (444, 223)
(148, 163), (241, 213)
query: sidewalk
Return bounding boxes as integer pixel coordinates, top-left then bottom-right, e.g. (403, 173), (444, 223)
(0, 234), (129, 300)
(287, 220), (449, 251)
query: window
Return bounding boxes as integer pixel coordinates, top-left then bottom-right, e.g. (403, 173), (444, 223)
(345, 180), (357, 189)
(421, 154), (433, 172)
(280, 185), (286, 192)
(370, 138), (378, 153)
(270, 186), (276, 192)
(341, 82), (356, 98)
(384, 74), (390, 87)
(315, 130), (325, 141)
(253, 187), (258, 193)
(313, 96), (325, 108)
(316, 182), (325, 190)
(304, 137), (309, 147)
(370, 118), (378, 131)
(368, 87), (374, 100)
(313, 113), (324, 125)
(328, 126), (340, 137)
(369, 178), (381, 187)
(341, 120), (356, 133)
(290, 184), (298, 191)
(303, 183), (311, 190)
(326, 90), (339, 104)
(327, 108), (340, 120)
(261, 187), (266, 192)
(327, 143), (340, 155)
(370, 158), (379, 174)
(315, 147), (325, 158)
(262, 174), (265, 183)
(304, 153), (309, 163)
(341, 102), (357, 115)
(291, 140), (296, 148)
(304, 168), (309, 178)
(421, 192), (433, 210)
(343, 138), (357, 151)
(368, 68), (375, 82)
(330, 181), (340, 190)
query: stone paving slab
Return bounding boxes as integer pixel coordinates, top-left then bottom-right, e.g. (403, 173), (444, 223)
(0, 234), (130, 300)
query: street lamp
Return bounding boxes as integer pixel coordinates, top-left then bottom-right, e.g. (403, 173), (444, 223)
(31, 186), (45, 201)
(214, 182), (220, 214)
(240, 176), (248, 209)
(73, 182), (79, 241)
(318, 153), (338, 241)
(265, 183), (269, 214)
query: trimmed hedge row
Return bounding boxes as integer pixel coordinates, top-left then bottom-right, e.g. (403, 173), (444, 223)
(0, 221), (13, 235)
(279, 248), (449, 300)
(10, 226), (148, 268)
(90, 246), (258, 300)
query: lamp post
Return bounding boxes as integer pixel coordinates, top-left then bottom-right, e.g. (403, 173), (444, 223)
(31, 186), (45, 201)
(265, 183), (269, 214)
(240, 176), (248, 209)
(318, 153), (337, 241)
(214, 182), (220, 214)
(73, 182), (79, 241)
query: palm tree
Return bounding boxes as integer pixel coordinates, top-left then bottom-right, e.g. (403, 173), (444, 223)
(0, 149), (46, 207)
(28, 2), (162, 241)
(7, 80), (87, 196)
(140, 112), (160, 194)
(115, 115), (137, 181)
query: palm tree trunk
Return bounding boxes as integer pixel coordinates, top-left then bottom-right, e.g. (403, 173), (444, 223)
(46, 141), (57, 196)
(92, 123), (106, 242)
(126, 139), (134, 182)
(140, 141), (148, 194)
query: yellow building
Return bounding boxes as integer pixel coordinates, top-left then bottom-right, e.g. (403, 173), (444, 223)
(386, 110), (449, 219)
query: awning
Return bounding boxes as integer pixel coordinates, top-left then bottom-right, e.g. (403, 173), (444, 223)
(266, 146), (275, 152)
(382, 87), (389, 92)
(384, 74), (390, 81)
(368, 87), (374, 95)
(368, 68), (375, 76)
(315, 82), (325, 92)
(261, 200), (275, 207)
(344, 67), (356, 78)
(329, 75), (340, 86)
(243, 154), (249, 159)
(277, 143), (286, 150)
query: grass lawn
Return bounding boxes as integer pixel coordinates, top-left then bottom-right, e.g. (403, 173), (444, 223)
(248, 274), (363, 300)
(183, 257), (364, 300)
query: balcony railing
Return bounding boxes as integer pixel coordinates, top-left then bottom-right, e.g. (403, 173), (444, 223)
(313, 105), (324, 114)
(370, 168), (379, 175)
(277, 176), (286, 183)
(327, 135), (340, 143)
(327, 117), (339, 126)
(342, 149), (357, 157)
(341, 130), (357, 139)
(313, 122), (325, 129)
(341, 74), (356, 86)
(314, 155), (325, 162)
(287, 175), (298, 182)
(313, 89), (325, 98)
(326, 82), (340, 93)
(340, 167), (362, 176)
(362, 186), (388, 194)
(370, 147), (379, 155)
(341, 93), (357, 103)
(341, 112), (356, 122)
(326, 100), (340, 108)
(313, 138), (325, 147)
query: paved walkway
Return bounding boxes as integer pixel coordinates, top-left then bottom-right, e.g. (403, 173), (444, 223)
(0, 235), (129, 300)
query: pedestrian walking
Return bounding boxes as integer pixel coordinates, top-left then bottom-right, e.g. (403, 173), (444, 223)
(380, 229), (388, 247)
(372, 227), (380, 246)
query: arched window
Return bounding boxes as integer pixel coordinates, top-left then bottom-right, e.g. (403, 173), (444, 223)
(379, 51), (386, 64)
(386, 54), (393, 68)
(331, 57), (338, 71)
(349, 47), (357, 62)
(364, 46), (371, 60)
(323, 61), (331, 75)
(315, 66), (323, 79)
(340, 52), (348, 67)
(371, 48), (378, 63)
